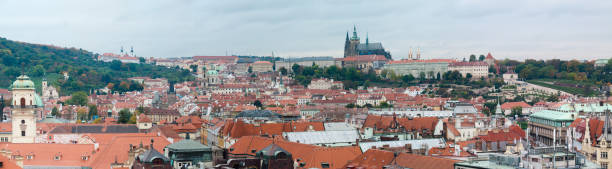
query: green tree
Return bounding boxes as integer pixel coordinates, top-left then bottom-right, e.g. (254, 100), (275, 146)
(139, 57), (145, 63)
(67, 91), (88, 106)
(479, 55), (486, 61)
(291, 64), (301, 75)
(88, 104), (98, 120)
(469, 54), (477, 62)
(402, 74), (415, 83)
(248, 66), (253, 73)
(51, 107), (59, 117)
(254, 100), (263, 109)
(483, 102), (497, 116)
(510, 106), (523, 117)
(136, 105), (146, 115)
(547, 94), (559, 102)
(110, 60), (123, 70)
(377, 101), (392, 108)
(419, 72), (426, 82)
(28, 65), (45, 77)
(279, 67), (288, 76)
(190, 64), (198, 73)
(118, 109), (131, 124)
(128, 114), (137, 124)
(466, 73), (472, 81)
(345, 103), (356, 108)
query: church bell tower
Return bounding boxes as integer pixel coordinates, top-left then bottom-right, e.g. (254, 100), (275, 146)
(344, 26), (360, 58)
(10, 75), (39, 143)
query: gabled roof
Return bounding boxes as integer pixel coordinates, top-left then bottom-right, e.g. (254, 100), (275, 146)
(138, 113), (152, 123)
(0, 155), (22, 169)
(345, 149), (459, 169)
(500, 102), (531, 110)
(393, 152), (459, 169)
(137, 147), (169, 163)
(231, 136), (361, 169)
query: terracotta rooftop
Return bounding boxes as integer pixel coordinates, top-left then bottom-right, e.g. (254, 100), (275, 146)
(231, 136), (361, 169)
(387, 59), (456, 64)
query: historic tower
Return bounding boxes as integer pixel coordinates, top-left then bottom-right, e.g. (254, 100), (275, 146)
(344, 26), (360, 58)
(11, 75), (40, 143)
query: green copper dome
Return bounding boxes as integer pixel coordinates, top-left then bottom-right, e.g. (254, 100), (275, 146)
(34, 93), (43, 107)
(10, 75), (35, 90)
(206, 70), (218, 75)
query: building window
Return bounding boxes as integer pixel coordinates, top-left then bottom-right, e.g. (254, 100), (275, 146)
(602, 162), (608, 169)
(602, 152), (608, 159)
(26, 155), (33, 160)
(54, 156), (61, 160)
(321, 162), (330, 168)
(21, 131), (26, 136)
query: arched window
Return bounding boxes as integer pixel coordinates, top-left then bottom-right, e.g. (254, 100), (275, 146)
(20, 98), (26, 108)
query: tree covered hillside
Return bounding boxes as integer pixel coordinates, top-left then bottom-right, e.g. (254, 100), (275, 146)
(0, 37), (193, 95)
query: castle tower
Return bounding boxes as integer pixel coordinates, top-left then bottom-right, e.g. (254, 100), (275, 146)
(10, 75), (41, 143)
(344, 26), (360, 58)
(408, 48), (413, 60)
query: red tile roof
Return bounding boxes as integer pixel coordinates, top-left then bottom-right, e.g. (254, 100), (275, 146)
(449, 61), (488, 67)
(344, 149), (395, 169)
(0, 143), (95, 167)
(0, 154), (22, 169)
(253, 61), (272, 64)
(393, 152), (459, 169)
(478, 125), (525, 142)
(231, 136), (361, 169)
(388, 59), (456, 64)
(345, 149), (460, 169)
(500, 102), (531, 110)
(137, 113), (152, 123)
(362, 115), (439, 134)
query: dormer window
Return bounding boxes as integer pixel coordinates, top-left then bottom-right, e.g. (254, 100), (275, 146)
(82, 156), (89, 160)
(26, 155), (34, 160)
(54, 154), (62, 160)
(321, 162), (330, 168)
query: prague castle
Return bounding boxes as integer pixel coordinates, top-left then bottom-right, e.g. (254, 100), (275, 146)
(343, 26), (391, 59)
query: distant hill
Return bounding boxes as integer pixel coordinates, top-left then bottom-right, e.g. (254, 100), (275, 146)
(0, 37), (193, 95)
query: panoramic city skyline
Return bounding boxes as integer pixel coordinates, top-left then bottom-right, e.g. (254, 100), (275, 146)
(1, 0), (612, 60)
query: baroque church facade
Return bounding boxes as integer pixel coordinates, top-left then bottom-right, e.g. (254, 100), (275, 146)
(343, 26), (391, 59)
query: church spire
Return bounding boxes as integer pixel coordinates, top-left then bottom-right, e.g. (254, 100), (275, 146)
(366, 32), (369, 45)
(351, 25), (359, 40)
(345, 31), (349, 42)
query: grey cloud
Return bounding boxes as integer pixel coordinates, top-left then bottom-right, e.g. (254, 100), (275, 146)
(0, 0), (611, 60)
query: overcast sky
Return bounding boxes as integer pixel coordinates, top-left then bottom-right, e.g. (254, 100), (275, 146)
(1, 0), (611, 60)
